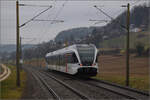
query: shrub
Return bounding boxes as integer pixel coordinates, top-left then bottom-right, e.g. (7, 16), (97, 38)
(136, 42), (144, 56)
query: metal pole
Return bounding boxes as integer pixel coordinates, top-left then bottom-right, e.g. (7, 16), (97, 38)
(16, 0), (20, 87)
(126, 3), (130, 86)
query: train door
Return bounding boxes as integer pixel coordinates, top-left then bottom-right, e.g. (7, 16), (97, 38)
(65, 54), (68, 72)
(66, 53), (79, 74)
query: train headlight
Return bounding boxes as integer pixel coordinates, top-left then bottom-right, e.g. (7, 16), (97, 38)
(92, 63), (96, 66)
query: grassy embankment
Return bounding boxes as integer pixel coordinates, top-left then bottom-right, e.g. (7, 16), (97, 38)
(0, 64), (26, 99)
(95, 31), (149, 91)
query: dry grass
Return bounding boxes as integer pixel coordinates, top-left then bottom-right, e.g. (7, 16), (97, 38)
(0, 65), (27, 99)
(95, 54), (149, 91)
(24, 58), (46, 67)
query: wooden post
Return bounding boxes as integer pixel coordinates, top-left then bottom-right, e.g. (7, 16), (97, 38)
(16, 0), (20, 87)
(126, 3), (130, 86)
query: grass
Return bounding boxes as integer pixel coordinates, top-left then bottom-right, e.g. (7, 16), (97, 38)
(0, 64), (26, 99)
(93, 75), (149, 91)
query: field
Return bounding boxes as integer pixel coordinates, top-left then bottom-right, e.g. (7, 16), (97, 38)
(95, 54), (149, 91)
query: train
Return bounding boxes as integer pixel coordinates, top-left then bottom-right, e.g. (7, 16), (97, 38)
(45, 44), (99, 77)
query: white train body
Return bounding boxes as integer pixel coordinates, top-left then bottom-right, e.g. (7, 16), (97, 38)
(45, 44), (98, 76)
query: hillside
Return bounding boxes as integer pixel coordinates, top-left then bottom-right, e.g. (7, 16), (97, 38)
(54, 4), (149, 48)
(101, 30), (150, 49)
(55, 27), (95, 43)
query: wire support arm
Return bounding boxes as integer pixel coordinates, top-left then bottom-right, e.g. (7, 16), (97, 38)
(19, 6), (52, 28)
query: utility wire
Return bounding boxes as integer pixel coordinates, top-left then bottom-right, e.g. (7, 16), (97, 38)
(20, 6), (52, 28)
(131, 0), (142, 6)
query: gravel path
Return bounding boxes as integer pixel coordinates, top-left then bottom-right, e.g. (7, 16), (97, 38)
(0, 64), (11, 82)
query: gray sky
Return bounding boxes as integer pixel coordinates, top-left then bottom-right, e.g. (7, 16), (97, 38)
(0, 0), (147, 44)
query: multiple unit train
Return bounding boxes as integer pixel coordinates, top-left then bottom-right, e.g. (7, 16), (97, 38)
(45, 44), (99, 76)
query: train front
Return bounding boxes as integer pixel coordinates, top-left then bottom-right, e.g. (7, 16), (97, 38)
(76, 45), (98, 77)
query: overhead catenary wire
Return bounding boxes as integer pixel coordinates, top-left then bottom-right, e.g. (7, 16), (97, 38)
(37, 0), (58, 43)
(34, 1), (57, 44)
(51, 0), (68, 24)
(38, 0), (67, 43)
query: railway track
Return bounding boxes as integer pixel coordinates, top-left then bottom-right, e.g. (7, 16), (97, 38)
(79, 78), (149, 100)
(43, 70), (149, 100)
(28, 67), (89, 100)
(40, 71), (89, 100)
(26, 66), (149, 100)
(30, 70), (60, 100)
(68, 76), (149, 100)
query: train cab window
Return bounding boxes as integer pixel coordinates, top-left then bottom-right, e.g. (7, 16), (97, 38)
(95, 55), (98, 63)
(96, 51), (100, 63)
(72, 53), (78, 63)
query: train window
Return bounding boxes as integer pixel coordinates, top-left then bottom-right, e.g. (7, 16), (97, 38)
(66, 53), (78, 63)
(59, 54), (65, 66)
(56, 55), (59, 65)
(47, 57), (51, 64)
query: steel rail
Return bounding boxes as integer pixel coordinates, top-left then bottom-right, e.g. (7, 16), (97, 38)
(67, 76), (149, 100)
(31, 70), (61, 100)
(41, 71), (89, 100)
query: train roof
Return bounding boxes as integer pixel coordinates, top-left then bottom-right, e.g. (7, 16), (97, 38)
(45, 44), (96, 57)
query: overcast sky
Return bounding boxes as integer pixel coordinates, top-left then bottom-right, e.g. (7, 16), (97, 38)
(0, 0), (148, 44)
